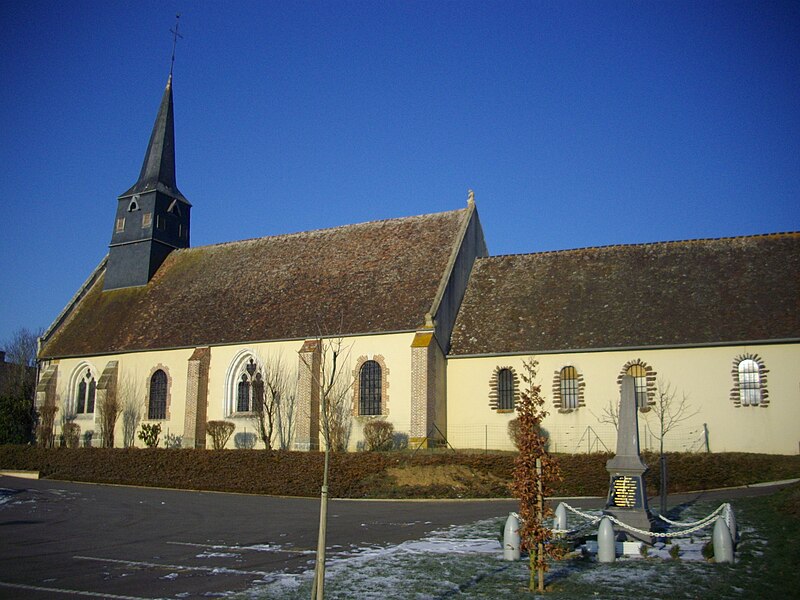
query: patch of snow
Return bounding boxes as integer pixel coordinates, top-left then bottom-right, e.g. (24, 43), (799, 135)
(197, 551), (241, 559)
(240, 543), (312, 554)
(235, 518), (505, 599)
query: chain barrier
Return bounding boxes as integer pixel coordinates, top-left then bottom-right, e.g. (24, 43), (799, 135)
(552, 502), (732, 540)
(512, 502), (732, 542)
(653, 502), (729, 527)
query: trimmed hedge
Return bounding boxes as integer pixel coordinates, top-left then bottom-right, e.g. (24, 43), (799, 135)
(0, 445), (798, 499)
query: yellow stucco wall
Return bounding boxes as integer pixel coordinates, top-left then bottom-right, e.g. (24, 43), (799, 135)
(48, 332), (419, 449)
(345, 332), (416, 450)
(48, 339), (798, 455)
(49, 332), (417, 449)
(50, 348), (196, 447)
(206, 332), (416, 450)
(446, 343), (800, 455)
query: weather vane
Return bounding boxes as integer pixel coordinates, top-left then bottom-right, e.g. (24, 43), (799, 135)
(169, 14), (183, 78)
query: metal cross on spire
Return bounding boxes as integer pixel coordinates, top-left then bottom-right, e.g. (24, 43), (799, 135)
(169, 14), (183, 78)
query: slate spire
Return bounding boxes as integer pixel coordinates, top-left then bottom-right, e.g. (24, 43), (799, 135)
(105, 75), (192, 290)
(120, 75), (189, 205)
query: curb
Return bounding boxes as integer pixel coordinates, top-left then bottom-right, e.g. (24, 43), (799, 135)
(0, 470), (40, 480)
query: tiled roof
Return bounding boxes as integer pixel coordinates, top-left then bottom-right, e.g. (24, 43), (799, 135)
(449, 233), (800, 356)
(41, 209), (468, 358)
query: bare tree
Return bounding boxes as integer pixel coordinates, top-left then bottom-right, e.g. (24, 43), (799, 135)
(36, 401), (58, 448)
(646, 378), (699, 514)
(324, 373), (352, 452)
(276, 367), (297, 451)
(59, 404), (77, 447)
(592, 398), (620, 431)
(119, 373), (145, 448)
(1, 327), (40, 401)
(3, 327), (40, 368)
(646, 378), (699, 455)
(97, 378), (122, 448)
(299, 336), (354, 600)
(251, 353), (297, 450)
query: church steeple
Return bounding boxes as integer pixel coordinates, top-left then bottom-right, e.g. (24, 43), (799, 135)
(104, 76), (191, 291)
(120, 75), (188, 205)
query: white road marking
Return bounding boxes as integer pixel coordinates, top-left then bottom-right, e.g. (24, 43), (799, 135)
(0, 580), (162, 599)
(73, 555), (271, 577)
(167, 540), (313, 553)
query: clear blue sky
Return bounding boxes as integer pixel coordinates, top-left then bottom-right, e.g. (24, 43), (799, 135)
(1, 1), (798, 349)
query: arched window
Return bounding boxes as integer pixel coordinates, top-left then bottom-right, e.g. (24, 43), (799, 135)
(359, 360), (382, 415)
(738, 359), (761, 406)
(626, 364), (648, 408)
(559, 366), (579, 409)
(237, 373), (251, 412)
(498, 368), (515, 410)
(231, 357), (262, 414)
(75, 368), (96, 414)
(148, 370), (168, 420)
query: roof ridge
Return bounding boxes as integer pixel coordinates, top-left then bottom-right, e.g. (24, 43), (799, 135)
(176, 207), (468, 252)
(481, 231), (800, 260)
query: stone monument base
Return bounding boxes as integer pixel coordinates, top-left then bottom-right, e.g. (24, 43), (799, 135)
(603, 506), (655, 544)
(604, 471), (655, 543)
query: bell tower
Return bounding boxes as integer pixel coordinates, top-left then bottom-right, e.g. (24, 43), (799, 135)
(104, 75), (191, 291)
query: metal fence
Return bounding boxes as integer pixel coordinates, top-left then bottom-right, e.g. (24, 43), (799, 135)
(60, 421), (711, 454)
(383, 422), (710, 454)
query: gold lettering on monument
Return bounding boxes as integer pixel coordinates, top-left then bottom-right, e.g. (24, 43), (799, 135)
(610, 475), (641, 508)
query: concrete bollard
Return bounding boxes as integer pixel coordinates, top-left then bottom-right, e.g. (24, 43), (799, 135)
(554, 502), (568, 532)
(503, 513), (521, 561)
(726, 506), (737, 546)
(713, 516), (734, 563)
(597, 517), (616, 563)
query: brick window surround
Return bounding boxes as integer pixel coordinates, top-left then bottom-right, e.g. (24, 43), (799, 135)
(352, 355), (389, 416)
(617, 359), (657, 412)
(146, 364), (172, 420)
(730, 353), (769, 408)
(489, 366), (520, 413)
(552, 366), (586, 413)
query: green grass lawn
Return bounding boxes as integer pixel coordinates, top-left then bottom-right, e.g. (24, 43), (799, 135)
(235, 482), (800, 599)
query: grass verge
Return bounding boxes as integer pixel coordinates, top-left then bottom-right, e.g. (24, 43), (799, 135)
(232, 482), (800, 599)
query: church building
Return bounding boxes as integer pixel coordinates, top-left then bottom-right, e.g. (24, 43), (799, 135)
(36, 77), (800, 455)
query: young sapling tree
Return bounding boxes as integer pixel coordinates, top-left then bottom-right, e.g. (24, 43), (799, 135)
(509, 358), (563, 593)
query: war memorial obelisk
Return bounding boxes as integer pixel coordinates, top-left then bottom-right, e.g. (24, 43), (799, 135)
(605, 376), (655, 543)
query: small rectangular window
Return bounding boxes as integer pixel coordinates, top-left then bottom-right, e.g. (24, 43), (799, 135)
(156, 214), (164, 230)
(115, 217), (125, 232)
(142, 212), (152, 228)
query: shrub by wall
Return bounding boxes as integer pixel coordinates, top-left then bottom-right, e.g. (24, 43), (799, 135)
(0, 445), (798, 499)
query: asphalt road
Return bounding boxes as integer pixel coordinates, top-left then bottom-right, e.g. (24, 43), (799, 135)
(0, 476), (795, 600)
(0, 477), (518, 599)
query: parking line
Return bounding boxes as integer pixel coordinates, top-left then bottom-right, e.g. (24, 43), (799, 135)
(166, 541), (313, 554)
(0, 580), (162, 599)
(73, 555), (272, 577)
